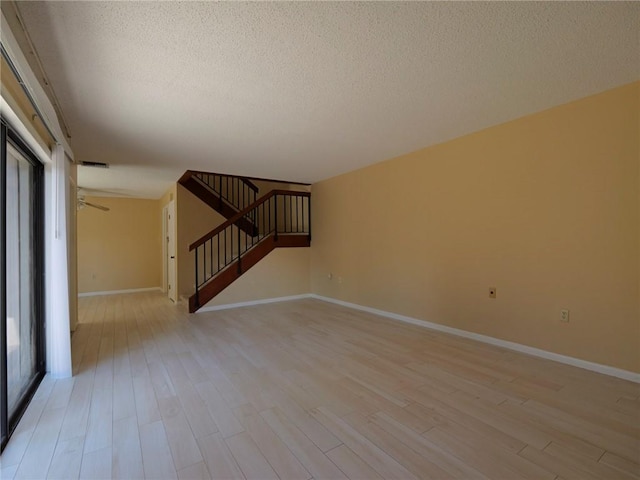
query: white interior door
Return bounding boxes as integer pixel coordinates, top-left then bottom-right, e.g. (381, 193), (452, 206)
(166, 200), (177, 302)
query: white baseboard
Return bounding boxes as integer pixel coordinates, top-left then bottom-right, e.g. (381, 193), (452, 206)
(188, 291), (639, 383)
(196, 294), (313, 313)
(78, 287), (162, 297)
(308, 294), (640, 384)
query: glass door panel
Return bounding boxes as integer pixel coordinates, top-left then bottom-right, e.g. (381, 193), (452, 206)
(1, 123), (44, 452)
(5, 144), (38, 419)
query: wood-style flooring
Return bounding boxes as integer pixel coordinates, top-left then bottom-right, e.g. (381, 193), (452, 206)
(1, 292), (639, 479)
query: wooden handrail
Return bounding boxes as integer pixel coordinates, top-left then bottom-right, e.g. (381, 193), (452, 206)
(189, 189), (310, 251)
(241, 178), (259, 193)
(188, 169), (259, 193)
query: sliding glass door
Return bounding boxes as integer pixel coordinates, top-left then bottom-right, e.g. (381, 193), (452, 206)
(1, 121), (45, 451)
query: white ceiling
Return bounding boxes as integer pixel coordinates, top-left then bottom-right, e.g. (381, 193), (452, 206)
(15, 1), (640, 199)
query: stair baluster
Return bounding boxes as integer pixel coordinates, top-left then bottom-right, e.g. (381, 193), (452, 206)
(189, 190), (311, 312)
(178, 170), (259, 235)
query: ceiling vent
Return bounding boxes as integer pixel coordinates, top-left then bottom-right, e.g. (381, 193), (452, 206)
(80, 161), (109, 168)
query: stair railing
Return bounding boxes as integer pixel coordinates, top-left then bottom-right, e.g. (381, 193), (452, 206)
(191, 170), (259, 212)
(190, 190), (311, 307)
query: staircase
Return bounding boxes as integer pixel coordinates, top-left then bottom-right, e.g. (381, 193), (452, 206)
(179, 170), (259, 235)
(186, 183), (311, 313)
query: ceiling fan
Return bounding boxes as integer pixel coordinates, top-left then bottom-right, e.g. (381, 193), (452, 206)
(77, 187), (110, 212)
(77, 196), (110, 211)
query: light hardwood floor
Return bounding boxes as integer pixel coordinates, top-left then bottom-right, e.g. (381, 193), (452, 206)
(1, 292), (639, 479)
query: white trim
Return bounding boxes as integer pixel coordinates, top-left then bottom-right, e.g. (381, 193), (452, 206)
(308, 294), (640, 384)
(46, 146), (72, 379)
(78, 287), (162, 297)
(162, 204), (168, 295)
(196, 294), (312, 313)
(165, 200), (176, 302)
(1, 11), (73, 154)
(187, 291), (640, 382)
(0, 99), (51, 165)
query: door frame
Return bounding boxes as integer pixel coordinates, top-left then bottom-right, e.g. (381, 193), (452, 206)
(0, 120), (46, 452)
(68, 174), (78, 331)
(162, 200), (176, 302)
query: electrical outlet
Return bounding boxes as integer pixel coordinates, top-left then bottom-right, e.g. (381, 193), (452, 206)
(328, 272), (333, 280)
(560, 309), (570, 322)
(338, 276), (343, 284)
(489, 287), (496, 298)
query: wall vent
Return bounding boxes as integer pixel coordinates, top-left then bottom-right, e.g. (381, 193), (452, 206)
(80, 161), (109, 168)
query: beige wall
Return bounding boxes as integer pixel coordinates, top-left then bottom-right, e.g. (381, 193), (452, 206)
(203, 248), (310, 307)
(310, 81), (640, 373)
(78, 196), (162, 293)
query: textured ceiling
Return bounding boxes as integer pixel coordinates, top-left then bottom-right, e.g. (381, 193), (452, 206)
(15, 1), (640, 198)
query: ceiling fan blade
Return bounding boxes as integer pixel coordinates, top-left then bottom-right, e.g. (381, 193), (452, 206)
(77, 186), (129, 197)
(83, 201), (110, 212)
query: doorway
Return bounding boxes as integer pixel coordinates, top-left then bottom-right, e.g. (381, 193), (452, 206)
(68, 174), (78, 331)
(163, 200), (176, 302)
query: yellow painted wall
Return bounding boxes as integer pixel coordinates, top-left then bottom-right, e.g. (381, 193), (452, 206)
(203, 248), (310, 307)
(77, 196), (162, 293)
(310, 81), (640, 373)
